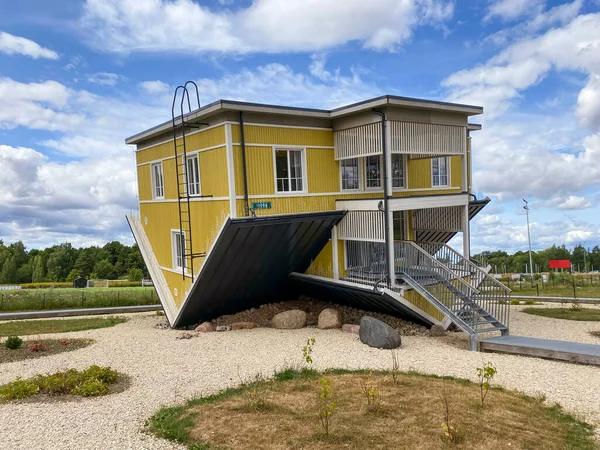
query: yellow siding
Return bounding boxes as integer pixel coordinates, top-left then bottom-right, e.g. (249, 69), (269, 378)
(407, 158), (431, 189)
(306, 240), (334, 278)
(231, 124), (333, 147)
(307, 148), (338, 193)
(233, 145), (274, 196)
(162, 269), (193, 308)
(162, 158), (178, 199)
(199, 147), (229, 198)
(137, 165), (152, 202)
(450, 155), (462, 188)
(403, 290), (444, 320)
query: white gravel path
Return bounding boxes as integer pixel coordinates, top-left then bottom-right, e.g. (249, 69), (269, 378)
(1, 306), (600, 450)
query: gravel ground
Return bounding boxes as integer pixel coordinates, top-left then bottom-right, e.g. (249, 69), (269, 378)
(1, 306), (600, 450)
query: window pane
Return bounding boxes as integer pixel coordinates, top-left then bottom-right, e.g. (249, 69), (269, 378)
(393, 211), (405, 240)
(341, 158), (359, 190)
(365, 155), (381, 188)
(392, 154), (404, 188)
(290, 151), (302, 178)
(275, 151), (288, 179)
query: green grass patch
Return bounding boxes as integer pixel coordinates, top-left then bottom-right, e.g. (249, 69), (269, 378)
(0, 317), (128, 337)
(522, 308), (600, 321)
(0, 287), (156, 312)
(0, 365), (123, 401)
(146, 368), (597, 450)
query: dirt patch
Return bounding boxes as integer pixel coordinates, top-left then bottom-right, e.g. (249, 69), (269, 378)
(208, 297), (430, 336)
(1, 339), (94, 364)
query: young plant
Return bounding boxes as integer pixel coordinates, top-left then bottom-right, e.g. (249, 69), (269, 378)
(361, 371), (381, 410)
(0, 377), (39, 400)
(390, 349), (400, 384)
(4, 336), (23, 350)
(243, 373), (270, 410)
(439, 386), (460, 444)
(571, 300), (582, 311)
(302, 337), (316, 365)
(476, 362), (497, 406)
(29, 342), (47, 352)
(317, 377), (336, 436)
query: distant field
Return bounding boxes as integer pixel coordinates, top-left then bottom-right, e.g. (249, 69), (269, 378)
(0, 287), (157, 312)
(507, 283), (600, 299)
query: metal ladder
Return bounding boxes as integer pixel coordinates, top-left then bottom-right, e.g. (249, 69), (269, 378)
(171, 81), (210, 281)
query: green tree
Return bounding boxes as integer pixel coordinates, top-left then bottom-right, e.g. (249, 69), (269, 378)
(0, 256), (17, 284)
(73, 249), (96, 278)
(32, 255), (45, 282)
(127, 267), (143, 282)
(93, 259), (115, 279)
(46, 243), (77, 281)
(66, 269), (80, 282)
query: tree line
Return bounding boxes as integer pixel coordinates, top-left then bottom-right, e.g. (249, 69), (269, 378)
(0, 240), (148, 284)
(472, 244), (600, 274)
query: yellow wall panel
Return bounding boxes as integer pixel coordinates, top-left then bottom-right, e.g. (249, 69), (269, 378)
(162, 269), (192, 308)
(199, 147), (229, 198)
(306, 240), (334, 278)
(307, 148), (338, 193)
(450, 155), (462, 188)
(403, 289), (444, 321)
(233, 145), (275, 196)
(231, 124), (333, 147)
(137, 165), (152, 202)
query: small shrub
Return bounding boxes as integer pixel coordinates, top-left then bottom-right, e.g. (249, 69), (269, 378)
(510, 299), (520, 305)
(302, 337), (316, 365)
(439, 386), (460, 444)
(571, 300), (582, 311)
(82, 365), (118, 383)
(34, 369), (81, 396)
(317, 377), (336, 436)
(0, 377), (39, 400)
(71, 378), (109, 397)
(4, 335), (23, 350)
(243, 373), (270, 410)
(524, 299), (536, 305)
(476, 362), (497, 406)
(29, 342), (47, 352)
(361, 371), (381, 410)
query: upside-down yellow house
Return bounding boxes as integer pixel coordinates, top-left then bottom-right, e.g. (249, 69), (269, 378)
(126, 87), (511, 350)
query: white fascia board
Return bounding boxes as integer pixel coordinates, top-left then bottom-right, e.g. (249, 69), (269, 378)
(388, 194), (469, 211)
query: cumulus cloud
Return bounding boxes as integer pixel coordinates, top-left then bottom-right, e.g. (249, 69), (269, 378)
(139, 80), (171, 95)
(485, 0), (545, 22)
(577, 74), (600, 132)
(548, 195), (592, 210)
(87, 72), (126, 86)
(80, 0), (454, 54)
(0, 31), (59, 59)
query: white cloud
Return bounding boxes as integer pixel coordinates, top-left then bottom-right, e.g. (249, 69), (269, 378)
(80, 0), (454, 54)
(485, 0), (545, 22)
(549, 195), (592, 210)
(87, 72), (126, 86)
(577, 74), (600, 131)
(0, 78), (83, 131)
(0, 31), (59, 59)
(139, 80), (171, 95)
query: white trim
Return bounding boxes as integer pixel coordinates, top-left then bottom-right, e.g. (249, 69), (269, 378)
(332, 226), (339, 280)
(150, 161), (165, 200)
(364, 154), (384, 190)
(139, 196), (229, 204)
(462, 204), (470, 260)
(337, 193), (469, 212)
(138, 155), (173, 167)
(234, 143), (334, 149)
(242, 121), (332, 131)
(431, 156), (450, 188)
(135, 122), (227, 151)
(225, 123), (237, 218)
(339, 157), (362, 192)
(137, 144), (226, 167)
(273, 146), (308, 194)
(170, 229), (187, 272)
(160, 265), (193, 279)
(391, 153), (407, 191)
(183, 153), (202, 197)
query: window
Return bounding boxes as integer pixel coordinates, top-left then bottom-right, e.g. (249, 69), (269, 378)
(391, 154), (405, 189)
(275, 148), (304, 193)
(151, 162), (164, 199)
(185, 154), (201, 196)
(432, 157), (449, 187)
(393, 211), (406, 241)
(365, 155), (381, 189)
(172, 231), (186, 270)
(341, 158), (360, 190)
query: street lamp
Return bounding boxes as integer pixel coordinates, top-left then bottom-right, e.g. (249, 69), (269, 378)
(523, 199), (534, 279)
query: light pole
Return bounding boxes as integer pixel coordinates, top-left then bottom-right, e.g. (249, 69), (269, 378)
(523, 199), (534, 279)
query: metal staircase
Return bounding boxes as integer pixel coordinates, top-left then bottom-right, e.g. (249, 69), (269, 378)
(393, 241), (511, 350)
(171, 81), (210, 281)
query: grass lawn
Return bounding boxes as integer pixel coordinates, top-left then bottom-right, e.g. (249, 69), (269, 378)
(0, 287), (156, 312)
(507, 283), (600, 299)
(522, 308), (600, 321)
(1, 338), (93, 363)
(147, 369), (597, 450)
(0, 317), (128, 337)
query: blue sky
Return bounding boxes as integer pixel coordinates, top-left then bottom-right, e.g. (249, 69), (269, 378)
(1, 0), (599, 254)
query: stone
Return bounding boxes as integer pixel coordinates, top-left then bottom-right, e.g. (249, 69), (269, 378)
(176, 332), (195, 340)
(342, 324), (360, 334)
(429, 325), (446, 337)
(318, 308), (342, 329)
(216, 325), (231, 332)
(271, 309), (307, 329)
(195, 322), (214, 333)
(359, 316), (401, 349)
(231, 321), (257, 330)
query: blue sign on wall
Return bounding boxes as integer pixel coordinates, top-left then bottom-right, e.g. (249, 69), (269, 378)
(252, 201), (272, 210)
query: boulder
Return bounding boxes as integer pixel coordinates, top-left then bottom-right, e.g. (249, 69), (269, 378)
(429, 325), (446, 337)
(318, 308), (342, 329)
(359, 316), (401, 349)
(216, 325), (231, 332)
(231, 321), (257, 330)
(342, 324), (360, 334)
(195, 322), (214, 333)
(271, 310), (307, 329)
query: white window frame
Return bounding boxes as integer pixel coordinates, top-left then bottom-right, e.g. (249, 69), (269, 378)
(391, 154), (407, 190)
(184, 153), (201, 197)
(364, 155), (383, 190)
(171, 230), (186, 271)
(431, 156), (450, 187)
(339, 158), (361, 191)
(273, 147), (307, 194)
(151, 162), (164, 199)
(392, 210), (408, 241)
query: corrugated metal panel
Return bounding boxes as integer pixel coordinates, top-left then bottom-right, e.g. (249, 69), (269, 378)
(338, 211), (385, 242)
(289, 274), (435, 327)
(413, 206), (463, 232)
(334, 123), (381, 160)
(174, 211), (345, 326)
(390, 121), (465, 156)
